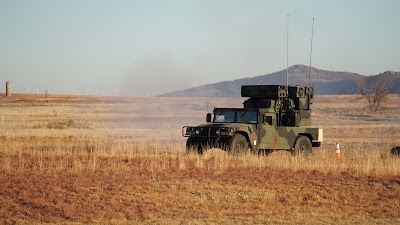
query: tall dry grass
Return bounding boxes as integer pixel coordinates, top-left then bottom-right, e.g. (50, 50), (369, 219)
(0, 94), (399, 177)
(1, 135), (398, 177)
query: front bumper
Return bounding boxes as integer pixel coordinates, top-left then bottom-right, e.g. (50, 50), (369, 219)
(182, 126), (236, 137)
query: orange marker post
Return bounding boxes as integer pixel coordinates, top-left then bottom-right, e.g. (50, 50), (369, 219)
(336, 141), (341, 159)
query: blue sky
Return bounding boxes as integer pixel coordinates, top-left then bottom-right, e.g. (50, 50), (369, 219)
(0, 0), (399, 96)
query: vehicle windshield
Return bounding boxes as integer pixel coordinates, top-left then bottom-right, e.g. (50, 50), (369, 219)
(213, 110), (257, 124)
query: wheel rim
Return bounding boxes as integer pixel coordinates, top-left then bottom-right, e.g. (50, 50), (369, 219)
(300, 143), (308, 151)
(293, 137), (312, 156)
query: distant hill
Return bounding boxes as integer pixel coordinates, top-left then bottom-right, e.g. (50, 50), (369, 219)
(160, 65), (400, 97)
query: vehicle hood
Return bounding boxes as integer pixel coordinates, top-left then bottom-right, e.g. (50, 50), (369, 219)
(195, 123), (253, 128)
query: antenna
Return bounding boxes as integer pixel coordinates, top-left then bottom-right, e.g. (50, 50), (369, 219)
(286, 13), (289, 96)
(308, 18), (315, 89)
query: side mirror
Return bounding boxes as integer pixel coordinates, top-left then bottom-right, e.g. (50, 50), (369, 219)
(206, 113), (212, 123)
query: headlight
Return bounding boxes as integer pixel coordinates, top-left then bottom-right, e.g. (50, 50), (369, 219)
(216, 129), (220, 135)
(195, 129), (200, 135)
(229, 127), (237, 133)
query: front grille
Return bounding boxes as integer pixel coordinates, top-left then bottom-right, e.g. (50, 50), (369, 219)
(197, 127), (228, 137)
(198, 127), (213, 136)
(183, 126), (231, 137)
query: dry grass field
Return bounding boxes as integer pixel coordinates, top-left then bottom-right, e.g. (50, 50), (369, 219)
(0, 93), (399, 224)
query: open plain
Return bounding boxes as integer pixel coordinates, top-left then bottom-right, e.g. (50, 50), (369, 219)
(0, 93), (399, 224)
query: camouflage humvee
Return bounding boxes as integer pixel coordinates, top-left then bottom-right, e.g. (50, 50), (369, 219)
(182, 85), (323, 155)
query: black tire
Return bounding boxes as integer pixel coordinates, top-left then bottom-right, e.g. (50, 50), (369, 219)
(259, 149), (273, 156)
(292, 136), (312, 156)
(228, 133), (250, 156)
(186, 137), (203, 155)
(390, 146), (400, 156)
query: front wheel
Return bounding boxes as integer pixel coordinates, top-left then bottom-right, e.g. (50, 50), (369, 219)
(228, 134), (250, 156)
(259, 149), (273, 156)
(292, 136), (312, 156)
(186, 137), (204, 155)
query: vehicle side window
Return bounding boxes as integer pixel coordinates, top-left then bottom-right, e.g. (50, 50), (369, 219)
(237, 111), (257, 124)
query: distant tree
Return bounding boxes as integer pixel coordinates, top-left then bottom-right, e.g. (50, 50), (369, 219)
(357, 71), (394, 112)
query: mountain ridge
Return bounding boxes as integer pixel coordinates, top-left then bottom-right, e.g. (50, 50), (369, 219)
(160, 65), (400, 97)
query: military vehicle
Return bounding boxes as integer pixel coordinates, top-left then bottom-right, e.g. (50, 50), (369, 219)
(182, 85), (323, 155)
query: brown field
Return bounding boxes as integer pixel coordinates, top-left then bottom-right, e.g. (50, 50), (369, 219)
(0, 93), (399, 224)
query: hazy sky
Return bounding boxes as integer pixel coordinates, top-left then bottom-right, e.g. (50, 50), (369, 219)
(0, 0), (399, 96)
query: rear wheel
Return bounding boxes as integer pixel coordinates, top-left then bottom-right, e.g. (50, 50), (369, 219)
(292, 136), (312, 156)
(228, 134), (250, 156)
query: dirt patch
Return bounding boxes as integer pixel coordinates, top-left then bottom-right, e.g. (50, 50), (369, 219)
(0, 168), (399, 224)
